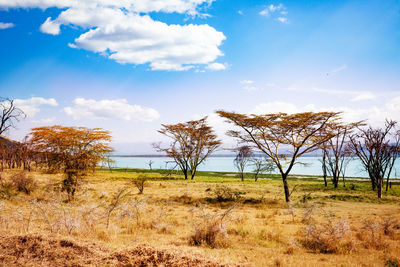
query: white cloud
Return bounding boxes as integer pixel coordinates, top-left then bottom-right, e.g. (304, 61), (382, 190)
(206, 62), (227, 71)
(13, 97), (58, 117)
(243, 85), (259, 91)
(350, 92), (376, 102)
(251, 99), (400, 127)
(64, 98), (160, 122)
(312, 87), (376, 102)
(39, 17), (60, 35)
(259, 8), (269, 17)
(269, 4), (283, 12)
(31, 117), (56, 124)
(1, 0), (225, 71)
(0, 0), (215, 14)
(240, 80), (254, 85)
(240, 80), (261, 91)
(276, 17), (288, 23)
(252, 102), (299, 114)
(260, 3), (288, 23)
(238, 10), (243, 15)
(0, 22), (14, 29)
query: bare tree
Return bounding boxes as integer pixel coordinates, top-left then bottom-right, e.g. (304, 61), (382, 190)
(154, 117), (221, 180)
(251, 156), (276, 181)
(321, 123), (362, 188)
(233, 145), (253, 181)
(217, 111), (343, 202)
(349, 120), (400, 198)
(147, 160), (154, 170)
(0, 98), (26, 135)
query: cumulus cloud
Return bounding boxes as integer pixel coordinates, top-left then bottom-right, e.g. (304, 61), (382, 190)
(1, 0), (225, 71)
(64, 98), (160, 122)
(259, 3), (288, 23)
(14, 97), (58, 117)
(0, 0), (215, 15)
(206, 62), (227, 71)
(0, 22), (14, 29)
(39, 17), (60, 35)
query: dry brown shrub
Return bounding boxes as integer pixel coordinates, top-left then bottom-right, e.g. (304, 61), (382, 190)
(300, 219), (355, 254)
(189, 205), (235, 248)
(0, 234), (228, 266)
(357, 219), (390, 250)
(381, 217), (400, 240)
(132, 175), (147, 194)
(211, 185), (243, 202)
(384, 254), (400, 267)
(0, 174), (15, 199)
(190, 219), (228, 248)
(10, 172), (36, 195)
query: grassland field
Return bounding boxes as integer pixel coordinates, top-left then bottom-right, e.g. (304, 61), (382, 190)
(0, 168), (400, 266)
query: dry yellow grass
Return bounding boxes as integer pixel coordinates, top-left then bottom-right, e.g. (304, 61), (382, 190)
(1, 169), (400, 266)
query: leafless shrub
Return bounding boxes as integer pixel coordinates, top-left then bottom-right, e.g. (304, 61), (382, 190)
(105, 187), (130, 229)
(118, 197), (147, 227)
(302, 204), (317, 223)
(381, 217), (400, 239)
(132, 176), (147, 194)
(190, 219), (227, 248)
(32, 200), (58, 233)
(189, 205), (235, 248)
(357, 219), (389, 250)
(211, 185), (242, 202)
(300, 218), (354, 253)
(10, 172), (36, 194)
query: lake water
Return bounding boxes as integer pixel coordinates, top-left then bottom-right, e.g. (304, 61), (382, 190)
(110, 156), (400, 178)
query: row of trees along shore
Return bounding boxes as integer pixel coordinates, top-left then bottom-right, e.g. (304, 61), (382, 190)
(1, 96), (399, 202)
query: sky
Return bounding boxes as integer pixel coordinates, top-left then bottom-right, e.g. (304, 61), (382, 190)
(1, 0), (400, 154)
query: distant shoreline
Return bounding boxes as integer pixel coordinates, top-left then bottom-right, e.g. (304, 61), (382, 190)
(111, 154), (325, 158)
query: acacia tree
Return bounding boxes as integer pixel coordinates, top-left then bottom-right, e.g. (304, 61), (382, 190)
(217, 111), (342, 202)
(0, 98), (26, 135)
(320, 123), (362, 188)
(154, 117), (221, 180)
(29, 126), (113, 200)
(233, 145), (253, 181)
(349, 120), (400, 198)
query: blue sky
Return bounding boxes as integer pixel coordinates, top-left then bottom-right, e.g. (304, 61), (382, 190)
(1, 0), (400, 153)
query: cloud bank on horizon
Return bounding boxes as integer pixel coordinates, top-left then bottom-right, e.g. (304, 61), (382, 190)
(0, 0), (226, 71)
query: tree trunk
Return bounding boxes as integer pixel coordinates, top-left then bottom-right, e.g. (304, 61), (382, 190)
(377, 178), (382, 199)
(333, 174), (338, 188)
(282, 174), (290, 202)
(190, 169), (196, 180)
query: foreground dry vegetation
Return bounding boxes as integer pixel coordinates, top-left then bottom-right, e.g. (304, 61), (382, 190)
(1, 169), (400, 266)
